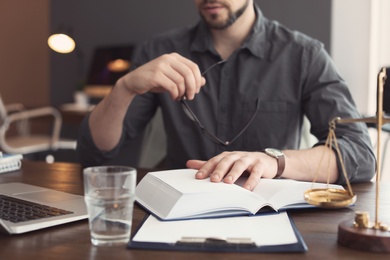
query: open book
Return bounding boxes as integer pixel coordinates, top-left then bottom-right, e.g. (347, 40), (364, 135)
(135, 169), (348, 220)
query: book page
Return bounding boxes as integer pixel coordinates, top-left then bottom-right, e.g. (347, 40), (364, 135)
(132, 211), (298, 247)
(241, 178), (345, 210)
(136, 169), (346, 220)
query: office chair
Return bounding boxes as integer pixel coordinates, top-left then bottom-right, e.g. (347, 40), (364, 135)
(0, 94), (76, 155)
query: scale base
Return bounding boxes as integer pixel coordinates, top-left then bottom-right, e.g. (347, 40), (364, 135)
(338, 219), (390, 253)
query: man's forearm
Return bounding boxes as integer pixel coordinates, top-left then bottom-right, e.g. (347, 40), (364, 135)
(283, 146), (339, 183)
(88, 81), (136, 151)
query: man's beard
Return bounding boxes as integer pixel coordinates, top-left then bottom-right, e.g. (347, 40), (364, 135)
(200, 0), (250, 30)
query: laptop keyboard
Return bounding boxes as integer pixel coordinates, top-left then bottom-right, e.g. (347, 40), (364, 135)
(0, 195), (74, 223)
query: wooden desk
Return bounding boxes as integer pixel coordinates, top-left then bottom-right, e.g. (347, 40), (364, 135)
(1, 160), (389, 259)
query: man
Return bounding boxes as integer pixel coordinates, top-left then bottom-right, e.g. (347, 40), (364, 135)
(78, 0), (375, 190)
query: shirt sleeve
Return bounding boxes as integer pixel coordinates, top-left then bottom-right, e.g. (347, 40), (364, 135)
(76, 113), (124, 167)
(76, 91), (159, 168)
(301, 43), (376, 184)
(76, 45), (159, 168)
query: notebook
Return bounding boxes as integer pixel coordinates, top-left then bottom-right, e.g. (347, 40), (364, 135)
(0, 153), (23, 174)
(0, 182), (88, 234)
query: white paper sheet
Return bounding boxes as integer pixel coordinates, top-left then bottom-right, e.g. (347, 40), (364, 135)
(132, 211), (298, 246)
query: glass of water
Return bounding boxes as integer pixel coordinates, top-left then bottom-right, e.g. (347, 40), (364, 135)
(83, 166), (137, 246)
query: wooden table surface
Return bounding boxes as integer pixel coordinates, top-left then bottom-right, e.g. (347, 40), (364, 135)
(0, 160), (389, 259)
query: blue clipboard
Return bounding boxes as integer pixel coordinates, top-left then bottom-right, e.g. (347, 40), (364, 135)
(127, 211), (307, 253)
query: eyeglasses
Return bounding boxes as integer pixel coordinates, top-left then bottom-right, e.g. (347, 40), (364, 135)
(180, 61), (259, 146)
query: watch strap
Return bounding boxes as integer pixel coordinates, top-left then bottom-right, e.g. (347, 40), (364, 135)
(274, 154), (285, 178)
(264, 148), (285, 178)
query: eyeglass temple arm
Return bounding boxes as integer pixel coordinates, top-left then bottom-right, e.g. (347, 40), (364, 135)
(181, 99), (228, 146)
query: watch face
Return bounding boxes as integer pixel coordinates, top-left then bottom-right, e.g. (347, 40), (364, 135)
(265, 148), (283, 157)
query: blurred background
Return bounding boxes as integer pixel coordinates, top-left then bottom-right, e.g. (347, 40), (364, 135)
(0, 0), (389, 179)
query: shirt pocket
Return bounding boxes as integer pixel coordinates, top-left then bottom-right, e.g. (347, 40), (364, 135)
(243, 100), (301, 150)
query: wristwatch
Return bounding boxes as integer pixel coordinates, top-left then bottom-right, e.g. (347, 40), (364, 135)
(264, 148), (285, 178)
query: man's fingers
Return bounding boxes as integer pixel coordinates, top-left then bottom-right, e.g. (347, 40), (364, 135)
(194, 152), (236, 183)
(121, 53), (205, 100)
(242, 167), (263, 190)
(186, 160), (208, 179)
(170, 54), (203, 100)
(191, 152), (271, 191)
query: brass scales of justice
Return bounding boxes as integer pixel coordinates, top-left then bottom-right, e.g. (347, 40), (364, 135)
(303, 67), (390, 253)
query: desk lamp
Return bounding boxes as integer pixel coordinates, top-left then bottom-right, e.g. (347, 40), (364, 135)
(48, 28), (86, 97)
(47, 32), (76, 54)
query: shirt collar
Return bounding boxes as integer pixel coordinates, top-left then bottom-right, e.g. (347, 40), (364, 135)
(190, 19), (217, 55)
(245, 4), (268, 59)
(190, 4), (268, 59)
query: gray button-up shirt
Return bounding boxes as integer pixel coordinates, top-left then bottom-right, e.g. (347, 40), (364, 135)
(78, 5), (375, 184)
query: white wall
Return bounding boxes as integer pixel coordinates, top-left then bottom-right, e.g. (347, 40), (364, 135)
(331, 0), (390, 115)
(332, 0), (390, 181)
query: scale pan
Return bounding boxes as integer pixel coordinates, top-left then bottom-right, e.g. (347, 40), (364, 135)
(304, 188), (357, 208)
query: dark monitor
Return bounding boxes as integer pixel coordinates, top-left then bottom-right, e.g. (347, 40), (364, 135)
(382, 67), (390, 115)
(86, 44), (134, 87)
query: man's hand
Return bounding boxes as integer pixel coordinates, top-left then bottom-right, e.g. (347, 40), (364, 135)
(186, 151), (278, 191)
(186, 146), (339, 191)
(118, 52), (206, 100)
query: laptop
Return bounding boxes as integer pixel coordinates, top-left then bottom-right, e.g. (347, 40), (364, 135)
(0, 182), (88, 234)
